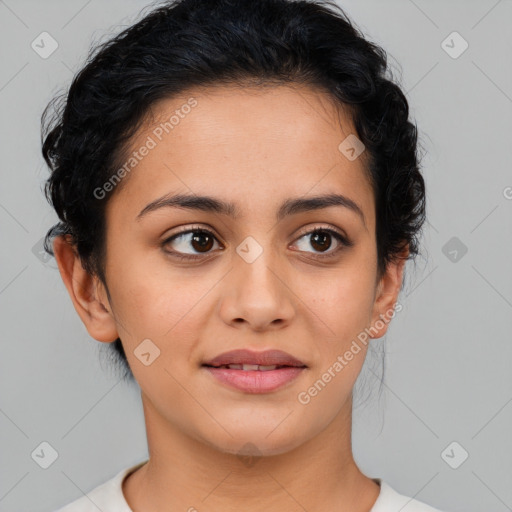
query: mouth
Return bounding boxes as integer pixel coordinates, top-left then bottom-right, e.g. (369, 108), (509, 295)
(201, 349), (307, 393)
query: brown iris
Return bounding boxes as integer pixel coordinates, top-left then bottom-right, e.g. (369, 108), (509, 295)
(191, 231), (215, 253)
(309, 230), (332, 252)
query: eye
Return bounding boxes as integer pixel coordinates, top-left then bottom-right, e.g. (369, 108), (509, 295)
(291, 227), (352, 258)
(162, 225), (351, 262)
(162, 227), (222, 260)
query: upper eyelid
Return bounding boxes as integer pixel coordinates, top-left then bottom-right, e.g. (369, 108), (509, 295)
(165, 224), (346, 241)
(294, 224), (346, 239)
(165, 225), (222, 242)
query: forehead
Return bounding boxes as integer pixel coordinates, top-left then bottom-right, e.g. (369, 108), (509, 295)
(107, 84), (374, 228)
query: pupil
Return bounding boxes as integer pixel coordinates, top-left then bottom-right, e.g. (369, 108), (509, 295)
(311, 231), (331, 252)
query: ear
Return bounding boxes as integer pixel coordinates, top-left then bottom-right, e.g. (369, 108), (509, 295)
(368, 245), (409, 339)
(53, 235), (119, 343)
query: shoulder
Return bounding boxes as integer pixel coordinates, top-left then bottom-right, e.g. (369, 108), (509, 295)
(52, 460), (148, 512)
(371, 479), (447, 512)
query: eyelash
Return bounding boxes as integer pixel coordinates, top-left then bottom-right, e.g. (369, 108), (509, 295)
(162, 225), (352, 261)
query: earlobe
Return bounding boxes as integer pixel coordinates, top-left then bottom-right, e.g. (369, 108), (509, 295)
(53, 235), (119, 343)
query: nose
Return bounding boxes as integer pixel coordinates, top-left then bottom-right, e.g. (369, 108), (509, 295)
(218, 250), (295, 332)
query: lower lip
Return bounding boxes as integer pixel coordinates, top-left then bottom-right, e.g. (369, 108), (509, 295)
(203, 366), (306, 393)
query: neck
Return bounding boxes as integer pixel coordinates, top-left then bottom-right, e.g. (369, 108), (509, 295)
(123, 392), (380, 512)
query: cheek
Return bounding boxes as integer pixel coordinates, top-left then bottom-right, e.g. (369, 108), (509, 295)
(109, 268), (206, 388)
(296, 274), (375, 416)
(105, 249), (207, 343)
(303, 266), (377, 337)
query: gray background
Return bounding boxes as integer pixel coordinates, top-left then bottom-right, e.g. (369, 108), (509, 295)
(1, 0), (511, 511)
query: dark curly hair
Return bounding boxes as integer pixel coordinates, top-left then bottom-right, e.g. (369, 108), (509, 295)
(41, 0), (426, 384)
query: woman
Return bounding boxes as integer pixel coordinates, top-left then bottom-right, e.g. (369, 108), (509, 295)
(42, 0), (445, 510)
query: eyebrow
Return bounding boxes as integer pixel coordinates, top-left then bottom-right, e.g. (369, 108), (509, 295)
(136, 192), (366, 228)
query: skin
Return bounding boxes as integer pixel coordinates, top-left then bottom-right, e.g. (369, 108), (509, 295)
(54, 83), (408, 512)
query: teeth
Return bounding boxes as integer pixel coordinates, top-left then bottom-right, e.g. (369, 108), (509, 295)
(242, 364), (259, 371)
(220, 364), (279, 371)
(258, 365), (278, 371)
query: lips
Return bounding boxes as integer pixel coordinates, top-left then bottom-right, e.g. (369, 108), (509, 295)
(202, 349), (307, 393)
(202, 349), (307, 369)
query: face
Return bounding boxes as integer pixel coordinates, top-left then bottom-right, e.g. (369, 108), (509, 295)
(57, 84), (404, 457)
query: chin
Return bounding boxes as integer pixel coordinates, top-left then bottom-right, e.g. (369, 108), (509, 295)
(200, 425), (307, 459)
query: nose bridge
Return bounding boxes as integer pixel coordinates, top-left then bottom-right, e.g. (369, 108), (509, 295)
(219, 234), (295, 329)
(234, 239), (282, 302)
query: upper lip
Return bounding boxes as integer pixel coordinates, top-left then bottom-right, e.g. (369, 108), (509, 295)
(203, 349), (307, 367)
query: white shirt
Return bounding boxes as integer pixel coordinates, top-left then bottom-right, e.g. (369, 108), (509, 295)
(54, 460), (445, 512)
